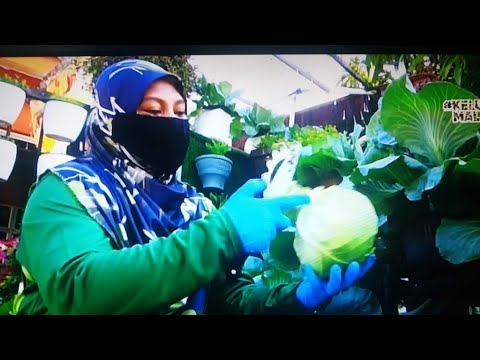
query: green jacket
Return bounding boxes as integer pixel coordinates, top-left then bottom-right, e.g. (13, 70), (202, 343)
(15, 173), (309, 315)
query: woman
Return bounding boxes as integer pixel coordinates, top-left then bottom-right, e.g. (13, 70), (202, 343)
(15, 59), (375, 315)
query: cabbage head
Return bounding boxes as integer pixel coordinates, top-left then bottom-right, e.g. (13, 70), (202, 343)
(293, 185), (378, 277)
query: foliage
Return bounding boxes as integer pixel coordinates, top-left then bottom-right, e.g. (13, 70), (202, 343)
(341, 55), (479, 91)
(0, 238), (21, 314)
(351, 77), (480, 265)
(339, 56), (392, 89)
(205, 140), (230, 156)
(82, 55), (197, 96)
(240, 103), (286, 137)
(208, 192), (228, 209)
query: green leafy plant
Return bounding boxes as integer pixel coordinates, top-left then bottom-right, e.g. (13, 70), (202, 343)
(208, 192), (228, 209)
(205, 140), (230, 156)
(244, 76), (480, 314)
(339, 57), (392, 89)
(340, 55), (472, 91)
(293, 124), (361, 188)
(349, 76), (480, 266)
(0, 238), (21, 315)
(365, 54), (467, 87)
(256, 134), (290, 150)
(191, 76), (241, 117)
(240, 103), (286, 137)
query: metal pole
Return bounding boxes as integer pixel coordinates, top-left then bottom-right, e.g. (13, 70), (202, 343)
(6, 206), (18, 240)
(273, 55), (331, 93)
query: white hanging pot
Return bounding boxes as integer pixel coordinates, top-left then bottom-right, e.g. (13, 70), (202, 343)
(0, 81), (26, 127)
(42, 100), (87, 143)
(0, 138), (17, 181)
(193, 108), (232, 146)
(243, 136), (262, 154)
(36, 153), (75, 180)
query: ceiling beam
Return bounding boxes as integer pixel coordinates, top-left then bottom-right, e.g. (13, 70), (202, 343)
(273, 55), (331, 93)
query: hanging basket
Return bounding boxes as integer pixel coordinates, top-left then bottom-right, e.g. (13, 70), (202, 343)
(36, 153), (75, 180)
(195, 154), (233, 191)
(0, 138), (17, 181)
(42, 100), (88, 143)
(193, 109), (233, 146)
(0, 81), (26, 127)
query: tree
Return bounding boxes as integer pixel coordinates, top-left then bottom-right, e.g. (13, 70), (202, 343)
(80, 55), (198, 96)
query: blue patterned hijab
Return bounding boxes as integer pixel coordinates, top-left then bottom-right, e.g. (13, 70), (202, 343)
(51, 59), (212, 250)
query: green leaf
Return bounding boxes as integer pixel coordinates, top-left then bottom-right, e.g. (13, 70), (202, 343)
(404, 157), (460, 201)
(350, 122), (364, 146)
(454, 158), (480, 176)
(454, 65), (463, 86)
(436, 218), (480, 264)
(260, 268), (295, 288)
(244, 123), (260, 137)
(354, 181), (402, 222)
(0, 299), (14, 315)
(242, 103), (286, 136)
(429, 158), (480, 217)
(242, 256), (269, 278)
(217, 81), (232, 96)
(366, 111), (381, 140)
(269, 115), (287, 134)
(439, 55), (456, 80)
(409, 54), (426, 72)
(230, 118), (243, 140)
(205, 83), (225, 105)
(381, 76), (480, 166)
(404, 166), (445, 201)
(461, 136), (480, 161)
(269, 230), (301, 271)
(366, 110), (397, 147)
(295, 149), (357, 188)
(323, 287), (382, 315)
(351, 155), (428, 187)
(360, 145), (390, 165)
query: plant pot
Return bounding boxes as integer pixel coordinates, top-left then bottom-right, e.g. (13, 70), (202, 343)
(243, 136), (262, 154)
(0, 138), (17, 181)
(410, 73), (439, 91)
(193, 109), (233, 146)
(195, 154), (233, 191)
(42, 100), (88, 143)
(36, 153), (75, 180)
(250, 148), (272, 178)
(0, 81), (26, 127)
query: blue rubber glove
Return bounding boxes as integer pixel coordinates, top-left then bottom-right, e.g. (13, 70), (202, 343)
(222, 179), (310, 254)
(296, 255), (376, 309)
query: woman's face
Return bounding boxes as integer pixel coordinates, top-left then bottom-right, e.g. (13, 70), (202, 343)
(136, 80), (187, 119)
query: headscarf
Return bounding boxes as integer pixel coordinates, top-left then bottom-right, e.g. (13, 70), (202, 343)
(50, 59), (212, 250)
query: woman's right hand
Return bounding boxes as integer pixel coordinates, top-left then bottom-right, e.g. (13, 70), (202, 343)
(221, 179), (310, 254)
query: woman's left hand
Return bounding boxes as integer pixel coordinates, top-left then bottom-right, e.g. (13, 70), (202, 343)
(295, 255), (376, 310)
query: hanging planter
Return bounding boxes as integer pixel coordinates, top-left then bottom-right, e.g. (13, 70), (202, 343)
(36, 153), (74, 180)
(42, 100), (88, 143)
(193, 108), (233, 146)
(250, 147), (272, 178)
(0, 81), (26, 127)
(0, 138), (17, 182)
(195, 155), (233, 191)
(195, 140), (233, 191)
(243, 136), (262, 154)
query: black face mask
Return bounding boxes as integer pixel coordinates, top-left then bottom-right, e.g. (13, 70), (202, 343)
(111, 113), (190, 179)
